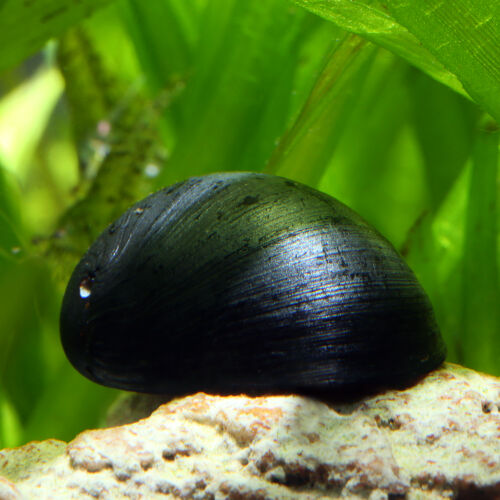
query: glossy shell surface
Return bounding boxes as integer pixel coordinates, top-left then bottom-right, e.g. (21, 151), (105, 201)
(60, 172), (446, 395)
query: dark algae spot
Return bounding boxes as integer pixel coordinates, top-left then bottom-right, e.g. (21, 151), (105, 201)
(239, 195), (259, 206)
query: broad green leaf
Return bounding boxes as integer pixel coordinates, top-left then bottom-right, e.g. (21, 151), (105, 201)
(403, 164), (471, 362)
(0, 391), (22, 448)
(460, 118), (499, 373)
(118, 0), (203, 133)
(385, 0), (500, 123)
(0, 261), (47, 423)
(23, 365), (116, 442)
(265, 34), (376, 186)
(410, 72), (477, 210)
(407, 128), (499, 371)
(0, 66), (63, 179)
(120, 0), (200, 93)
(291, 0), (467, 99)
(0, 0), (114, 73)
(0, 166), (22, 262)
(319, 52), (425, 244)
(157, 0), (316, 185)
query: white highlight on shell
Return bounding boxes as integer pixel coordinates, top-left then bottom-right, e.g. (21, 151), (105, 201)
(79, 278), (92, 299)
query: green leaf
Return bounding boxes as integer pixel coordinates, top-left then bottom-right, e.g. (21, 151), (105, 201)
(291, 0), (467, 99)
(0, 166), (23, 262)
(118, 0), (203, 134)
(0, 0), (114, 72)
(120, 0), (200, 93)
(265, 33), (376, 186)
(410, 72), (477, 209)
(0, 261), (48, 424)
(319, 52), (424, 244)
(23, 365), (116, 443)
(0, 391), (22, 448)
(157, 0), (316, 185)
(385, 0), (500, 123)
(0, 66), (64, 180)
(402, 170), (468, 363)
(460, 117), (499, 373)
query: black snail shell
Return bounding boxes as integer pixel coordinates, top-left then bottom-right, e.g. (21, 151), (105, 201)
(60, 172), (446, 396)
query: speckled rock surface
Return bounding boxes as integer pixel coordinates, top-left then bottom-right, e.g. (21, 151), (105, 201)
(0, 363), (499, 499)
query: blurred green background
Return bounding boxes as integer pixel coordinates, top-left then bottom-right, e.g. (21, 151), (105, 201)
(0, 0), (498, 446)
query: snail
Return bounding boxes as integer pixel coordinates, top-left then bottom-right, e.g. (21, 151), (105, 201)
(60, 172), (446, 396)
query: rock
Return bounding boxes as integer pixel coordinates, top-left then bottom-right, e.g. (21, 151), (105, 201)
(0, 363), (499, 499)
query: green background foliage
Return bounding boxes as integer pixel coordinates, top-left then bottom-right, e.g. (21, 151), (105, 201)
(0, 0), (498, 446)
